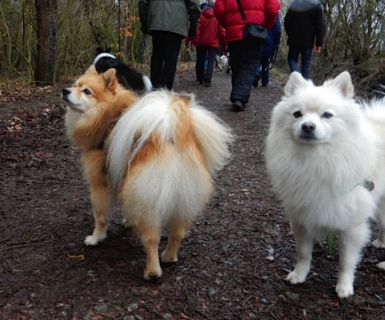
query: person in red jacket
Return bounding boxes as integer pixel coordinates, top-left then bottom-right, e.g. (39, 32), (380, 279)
(214, 0), (280, 111)
(194, 1), (226, 87)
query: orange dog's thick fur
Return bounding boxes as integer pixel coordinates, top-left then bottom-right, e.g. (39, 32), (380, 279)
(62, 66), (233, 279)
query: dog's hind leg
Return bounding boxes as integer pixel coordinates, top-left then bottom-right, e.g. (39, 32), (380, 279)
(286, 221), (313, 284)
(336, 221), (371, 298)
(373, 207), (385, 270)
(161, 220), (190, 263)
(137, 220), (162, 280)
(372, 200), (385, 248)
(82, 150), (112, 246)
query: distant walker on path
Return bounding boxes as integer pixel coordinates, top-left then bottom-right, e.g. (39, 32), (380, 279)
(214, 0), (281, 112)
(138, 0), (201, 90)
(284, 0), (324, 79)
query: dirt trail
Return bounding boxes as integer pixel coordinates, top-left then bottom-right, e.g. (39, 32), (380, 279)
(1, 66), (384, 319)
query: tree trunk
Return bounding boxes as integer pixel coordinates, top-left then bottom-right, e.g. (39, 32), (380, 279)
(137, 34), (151, 64)
(34, 0), (57, 85)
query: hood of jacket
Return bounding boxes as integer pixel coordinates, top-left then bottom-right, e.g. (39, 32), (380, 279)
(290, 0), (321, 12)
(202, 8), (215, 19)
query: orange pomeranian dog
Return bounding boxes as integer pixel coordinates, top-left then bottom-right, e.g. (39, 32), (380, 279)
(62, 65), (233, 279)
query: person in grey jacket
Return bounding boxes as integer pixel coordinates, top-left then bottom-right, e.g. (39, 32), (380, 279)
(138, 0), (201, 90)
(284, 0), (324, 79)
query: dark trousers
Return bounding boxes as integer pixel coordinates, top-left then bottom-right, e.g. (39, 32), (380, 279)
(196, 46), (217, 84)
(257, 55), (270, 86)
(287, 46), (312, 80)
(151, 31), (183, 90)
(228, 40), (262, 104)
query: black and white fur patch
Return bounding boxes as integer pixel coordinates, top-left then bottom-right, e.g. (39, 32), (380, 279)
(93, 52), (152, 93)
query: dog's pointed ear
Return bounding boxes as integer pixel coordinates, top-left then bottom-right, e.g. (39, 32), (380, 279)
(284, 72), (309, 96)
(329, 71), (354, 99)
(102, 68), (118, 93)
(85, 65), (97, 75)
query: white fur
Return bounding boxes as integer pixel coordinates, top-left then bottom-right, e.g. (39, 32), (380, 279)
(216, 54), (228, 71)
(93, 52), (116, 65)
(220, 55), (228, 69)
(142, 75), (153, 92)
(107, 90), (233, 222)
(107, 90), (233, 189)
(265, 71), (385, 298)
(215, 55), (222, 71)
(62, 88), (91, 113)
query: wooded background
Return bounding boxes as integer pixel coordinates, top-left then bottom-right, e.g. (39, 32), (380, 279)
(0, 0), (384, 90)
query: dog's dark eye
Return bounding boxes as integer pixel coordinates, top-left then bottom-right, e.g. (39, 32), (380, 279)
(293, 111), (302, 118)
(322, 112), (333, 119)
(83, 88), (91, 95)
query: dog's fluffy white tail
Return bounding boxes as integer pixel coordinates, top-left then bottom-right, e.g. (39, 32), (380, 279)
(189, 101), (233, 176)
(107, 90), (233, 189)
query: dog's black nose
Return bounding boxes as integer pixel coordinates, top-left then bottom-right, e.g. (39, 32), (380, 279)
(62, 88), (71, 96)
(302, 122), (316, 134)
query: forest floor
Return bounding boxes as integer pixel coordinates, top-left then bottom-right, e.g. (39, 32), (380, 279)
(1, 63), (385, 320)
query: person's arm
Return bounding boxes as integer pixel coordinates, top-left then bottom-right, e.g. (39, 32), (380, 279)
(138, 0), (149, 34)
(264, 0), (281, 30)
(314, 3), (324, 47)
(213, 0), (225, 28)
(273, 17), (281, 48)
(218, 24), (226, 51)
(186, 0), (201, 40)
(284, 10), (292, 37)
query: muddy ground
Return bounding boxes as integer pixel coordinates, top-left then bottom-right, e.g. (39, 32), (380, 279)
(1, 64), (385, 320)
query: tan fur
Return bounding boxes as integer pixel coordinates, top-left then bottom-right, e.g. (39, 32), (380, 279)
(65, 66), (137, 151)
(64, 66), (138, 247)
(63, 66), (232, 279)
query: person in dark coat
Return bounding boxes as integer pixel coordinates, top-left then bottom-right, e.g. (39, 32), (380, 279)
(253, 16), (281, 87)
(138, 0), (201, 90)
(284, 0), (324, 79)
(214, 0), (280, 112)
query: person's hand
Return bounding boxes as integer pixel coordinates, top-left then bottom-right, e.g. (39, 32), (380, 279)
(314, 46), (321, 54)
(140, 25), (148, 34)
(188, 29), (196, 42)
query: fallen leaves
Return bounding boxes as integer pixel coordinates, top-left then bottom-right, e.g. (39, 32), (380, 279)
(0, 82), (55, 104)
(67, 254), (85, 261)
(6, 116), (23, 132)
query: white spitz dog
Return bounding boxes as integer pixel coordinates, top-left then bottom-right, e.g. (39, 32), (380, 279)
(220, 54), (228, 69)
(215, 54), (228, 71)
(265, 71), (385, 298)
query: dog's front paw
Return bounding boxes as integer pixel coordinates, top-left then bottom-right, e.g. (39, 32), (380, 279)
(377, 261), (385, 270)
(372, 239), (385, 248)
(286, 271), (307, 284)
(336, 283), (354, 298)
(160, 250), (178, 263)
(144, 266), (163, 281)
(84, 235), (101, 246)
